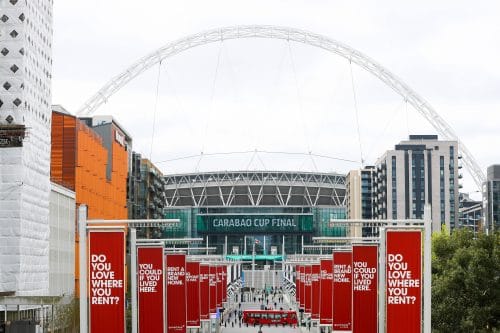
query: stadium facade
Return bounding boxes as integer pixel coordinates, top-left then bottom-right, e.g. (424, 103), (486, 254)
(158, 171), (347, 258)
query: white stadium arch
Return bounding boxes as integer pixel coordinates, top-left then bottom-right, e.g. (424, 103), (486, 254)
(76, 25), (485, 188)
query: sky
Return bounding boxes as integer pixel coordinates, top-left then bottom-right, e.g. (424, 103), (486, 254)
(51, 0), (500, 197)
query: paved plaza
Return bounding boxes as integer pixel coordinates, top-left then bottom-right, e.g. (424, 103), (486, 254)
(218, 289), (307, 333)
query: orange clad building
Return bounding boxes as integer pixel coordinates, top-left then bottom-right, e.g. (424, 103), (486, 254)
(51, 106), (132, 295)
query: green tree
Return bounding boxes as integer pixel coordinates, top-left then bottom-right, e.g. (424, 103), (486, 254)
(432, 229), (500, 332)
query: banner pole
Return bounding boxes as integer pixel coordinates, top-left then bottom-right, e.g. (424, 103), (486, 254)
(78, 205), (88, 333)
(423, 205), (432, 333)
(131, 228), (137, 333)
(378, 227), (386, 333)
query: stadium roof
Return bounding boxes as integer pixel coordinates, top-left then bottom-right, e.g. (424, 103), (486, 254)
(164, 170), (346, 207)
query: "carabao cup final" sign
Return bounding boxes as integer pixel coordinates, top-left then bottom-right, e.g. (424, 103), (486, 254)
(197, 214), (313, 233)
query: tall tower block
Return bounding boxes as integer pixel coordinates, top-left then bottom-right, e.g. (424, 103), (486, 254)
(0, 0), (53, 295)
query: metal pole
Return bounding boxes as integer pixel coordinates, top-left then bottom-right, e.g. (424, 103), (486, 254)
(282, 235), (285, 258)
(78, 205), (88, 333)
(252, 242), (255, 289)
(273, 260), (275, 289)
(244, 236), (247, 255)
(378, 227), (386, 333)
(301, 235), (304, 255)
(224, 235), (228, 257)
(131, 228), (138, 333)
(262, 266), (265, 290)
(424, 205), (432, 333)
(206, 235), (209, 256)
(51, 304), (54, 333)
(263, 236), (266, 255)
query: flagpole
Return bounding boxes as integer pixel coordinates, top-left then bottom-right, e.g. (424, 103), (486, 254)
(252, 240), (255, 290)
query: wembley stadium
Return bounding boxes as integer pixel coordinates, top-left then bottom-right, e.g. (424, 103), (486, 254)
(159, 170), (348, 259)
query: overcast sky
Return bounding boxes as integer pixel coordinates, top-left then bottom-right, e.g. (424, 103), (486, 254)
(51, 0), (500, 196)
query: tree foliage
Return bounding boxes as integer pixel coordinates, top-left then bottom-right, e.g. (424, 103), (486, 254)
(432, 229), (500, 332)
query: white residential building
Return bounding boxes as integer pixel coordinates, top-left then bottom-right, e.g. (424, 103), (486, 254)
(0, 0), (53, 295)
(374, 135), (460, 232)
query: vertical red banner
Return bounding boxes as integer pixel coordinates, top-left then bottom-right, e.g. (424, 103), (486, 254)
(209, 265), (217, 313)
(299, 265), (305, 309)
(199, 264), (210, 320)
(216, 266), (223, 308)
(166, 253), (187, 333)
(304, 265), (312, 314)
(333, 251), (352, 332)
(352, 244), (378, 333)
(386, 230), (422, 333)
(137, 246), (164, 333)
(186, 262), (201, 328)
(319, 259), (333, 326)
(295, 265), (301, 307)
(88, 230), (125, 333)
(311, 264), (320, 320)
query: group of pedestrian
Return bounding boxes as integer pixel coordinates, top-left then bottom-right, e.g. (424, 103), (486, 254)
(220, 285), (294, 332)
(221, 307), (244, 328)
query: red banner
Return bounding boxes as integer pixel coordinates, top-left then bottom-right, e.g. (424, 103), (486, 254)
(199, 264), (210, 320)
(88, 230), (125, 333)
(216, 266), (223, 308)
(333, 251), (352, 332)
(137, 246), (164, 333)
(296, 265), (302, 308)
(166, 253), (186, 333)
(319, 259), (333, 325)
(186, 262), (201, 327)
(304, 265), (312, 314)
(311, 264), (320, 320)
(299, 265), (305, 309)
(352, 244), (378, 333)
(209, 265), (217, 313)
(386, 230), (422, 333)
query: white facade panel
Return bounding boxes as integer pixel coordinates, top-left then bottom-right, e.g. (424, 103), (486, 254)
(49, 183), (75, 296)
(0, 0), (53, 295)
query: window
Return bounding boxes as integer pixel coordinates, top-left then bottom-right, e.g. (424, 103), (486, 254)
(391, 156), (397, 219)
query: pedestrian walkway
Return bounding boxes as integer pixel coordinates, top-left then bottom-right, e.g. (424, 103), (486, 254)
(220, 287), (301, 333)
